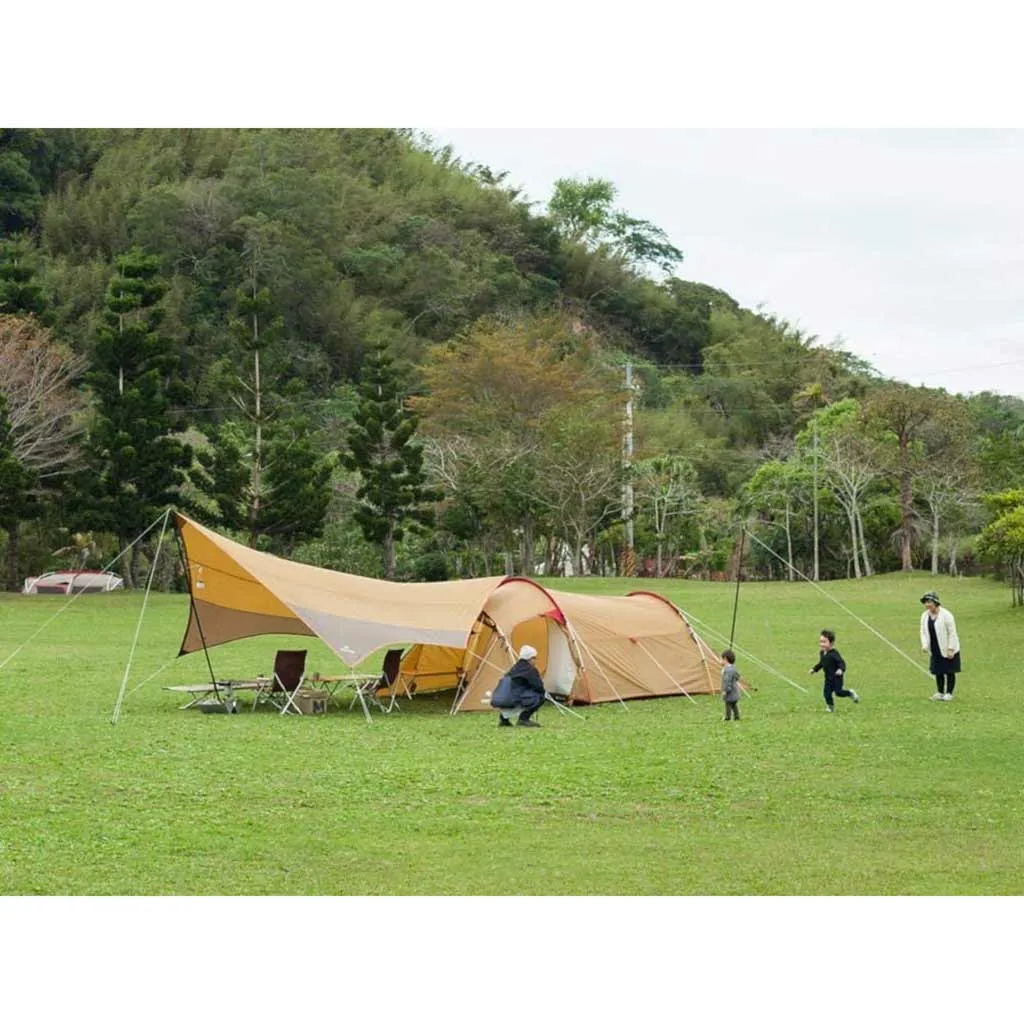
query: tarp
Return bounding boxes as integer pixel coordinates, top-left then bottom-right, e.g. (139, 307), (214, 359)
(175, 513), (507, 665)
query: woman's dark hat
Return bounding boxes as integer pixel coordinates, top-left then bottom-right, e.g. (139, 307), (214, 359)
(920, 591), (940, 605)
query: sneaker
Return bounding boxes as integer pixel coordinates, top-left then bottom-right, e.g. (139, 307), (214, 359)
(943, 693), (954, 701)
(498, 716), (513, 727)
(517, 718), (541, 728)
(824, 705), (834, 713)
(849, 689), (859, 704)
(930, 693), (944, 701)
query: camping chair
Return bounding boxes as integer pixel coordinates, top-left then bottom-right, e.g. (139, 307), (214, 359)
(348, 648), (405, 717)
(254, 649), (308, 715)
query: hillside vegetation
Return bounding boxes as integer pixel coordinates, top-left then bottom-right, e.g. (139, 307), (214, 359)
(1, 128), (1023, 594)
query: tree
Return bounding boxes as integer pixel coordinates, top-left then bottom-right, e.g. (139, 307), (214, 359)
(0, 314), (88, 589)
(79, 249), (191, 586)
(258, 420), (335, 555)
(534, 408), (623, 575)
(0, 392), (39, 589)
(0, 315), (87, 479)
(865, 384), (938, 571)
(418, 313), (623, 573)
(198, 222), (333, 552)
(548, 177), (683, 274)
(743, 452), (808, 580)
(342, 341), (440, 578)
(635, 455), (702, 577)
(0, 150), (43, 235)
(917, 406), (979, 574)
(0, 237), (47, 317)
(810, 401), (882, 579)
(978, 491), (1024, 606)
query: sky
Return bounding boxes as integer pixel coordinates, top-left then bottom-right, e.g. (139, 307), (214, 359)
(426, 126), (1024, 399)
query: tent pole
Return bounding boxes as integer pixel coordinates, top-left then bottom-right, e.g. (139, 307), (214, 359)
(111, 507), (172, 724)
(729, 524), (746, 649)
(172, 511), (218, 688)
(683, 614), (717, 692)
(451, 632), (501, 714)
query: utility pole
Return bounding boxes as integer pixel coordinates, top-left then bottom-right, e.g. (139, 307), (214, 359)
(622, 361), (635, 577)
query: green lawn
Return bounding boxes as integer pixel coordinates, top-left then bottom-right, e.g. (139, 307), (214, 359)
(1, 571), (1019, 895)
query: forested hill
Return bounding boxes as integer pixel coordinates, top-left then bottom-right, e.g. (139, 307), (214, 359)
(2, 128), (1023, 589)
(2, 127), (731, 381)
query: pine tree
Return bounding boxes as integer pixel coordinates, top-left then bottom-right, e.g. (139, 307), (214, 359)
(342, 342), (440, 578)
(200, 250), (333, 552)
(79, 248), (190, 586)
(0, 237), (47, 318)
(260, 420), (335, 555)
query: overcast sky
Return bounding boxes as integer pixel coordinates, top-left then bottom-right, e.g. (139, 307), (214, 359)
(428, 126), (1024, 400)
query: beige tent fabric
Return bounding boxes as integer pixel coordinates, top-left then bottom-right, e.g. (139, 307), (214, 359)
(176, 514), (507, 665)
(551, 589), (718, 702)
(441, 583), (722, 711)
(175, 515), (725, 709)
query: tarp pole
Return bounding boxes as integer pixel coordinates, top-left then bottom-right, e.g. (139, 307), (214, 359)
(729, 524), (746, 648)
(111, 508), (171, 724)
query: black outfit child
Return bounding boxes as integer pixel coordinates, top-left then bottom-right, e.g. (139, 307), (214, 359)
(811, 647), (855, 709)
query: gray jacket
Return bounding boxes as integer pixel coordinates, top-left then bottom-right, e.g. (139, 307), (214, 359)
(720, 664), (741, 702)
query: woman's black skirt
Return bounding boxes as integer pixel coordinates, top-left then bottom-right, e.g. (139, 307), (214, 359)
(930, 650), (962, 675)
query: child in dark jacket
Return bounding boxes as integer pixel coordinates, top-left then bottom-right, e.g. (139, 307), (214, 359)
(720, 649), (741, 721)
(809, 629), (859, 712)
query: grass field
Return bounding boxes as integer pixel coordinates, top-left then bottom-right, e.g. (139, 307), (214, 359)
(1, 571), (1020, 895)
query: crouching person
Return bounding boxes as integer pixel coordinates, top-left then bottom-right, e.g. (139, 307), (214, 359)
(497, 644), (546, 728)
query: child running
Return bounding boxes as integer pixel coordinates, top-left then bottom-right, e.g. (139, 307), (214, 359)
(809, 629), (859, 713)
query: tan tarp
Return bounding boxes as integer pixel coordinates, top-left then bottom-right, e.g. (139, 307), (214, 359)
(176, 513), (507, 665)
(175, 514), (727, 709)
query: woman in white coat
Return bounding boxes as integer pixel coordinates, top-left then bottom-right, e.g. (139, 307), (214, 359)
(920, 591), (962, 701)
